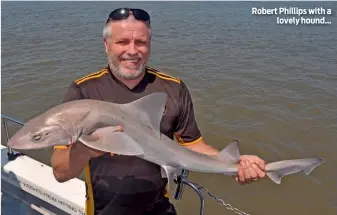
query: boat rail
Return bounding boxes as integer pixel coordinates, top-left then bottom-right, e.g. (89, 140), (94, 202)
(1, 114), (25, 158)
(1, 114), (87, 215)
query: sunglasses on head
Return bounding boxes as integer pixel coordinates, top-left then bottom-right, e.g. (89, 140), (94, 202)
(106, 8), (151, 25)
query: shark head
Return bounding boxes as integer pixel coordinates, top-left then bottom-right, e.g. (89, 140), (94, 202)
(7, 100), (91, 150)
(7, 121), (70, 150)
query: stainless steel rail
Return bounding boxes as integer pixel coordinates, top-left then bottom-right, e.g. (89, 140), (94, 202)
(1, 114), (25, 159)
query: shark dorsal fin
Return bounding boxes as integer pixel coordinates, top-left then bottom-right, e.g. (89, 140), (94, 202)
(123, 92), (167, 139)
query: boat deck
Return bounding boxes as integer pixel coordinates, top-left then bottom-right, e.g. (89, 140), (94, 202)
(1, 144), (86, 215)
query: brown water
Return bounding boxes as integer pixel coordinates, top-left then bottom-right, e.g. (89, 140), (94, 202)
(1, 2), (337, 215)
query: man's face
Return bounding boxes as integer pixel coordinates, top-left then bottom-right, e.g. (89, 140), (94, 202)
(104, 17), (151, 80)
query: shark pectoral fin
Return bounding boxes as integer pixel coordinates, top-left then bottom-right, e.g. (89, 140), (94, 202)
(160, 165), (178, 179)
(123, 93), (167, 140)
(161, 165), (181, 199)
(79, 127), (144, 156)
(217, 140), (241, 164)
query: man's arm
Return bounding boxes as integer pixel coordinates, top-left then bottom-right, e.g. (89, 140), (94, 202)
(51, 83), (88, 182)
(175, 81), (265, 184)
(51, 83), (107, 182)
(184, 139), (266, 184)
(51, 142), (92, 182)
(184, 138), (219, 155)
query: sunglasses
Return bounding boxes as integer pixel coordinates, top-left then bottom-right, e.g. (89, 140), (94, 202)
(106, 8), (151, 25)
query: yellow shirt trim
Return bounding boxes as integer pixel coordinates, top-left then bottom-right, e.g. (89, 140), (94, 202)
(175, 135), (203, 146)
(75, 69), (108, 85)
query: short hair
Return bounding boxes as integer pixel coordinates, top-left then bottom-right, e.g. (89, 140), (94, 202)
(102, 20), (152, 41)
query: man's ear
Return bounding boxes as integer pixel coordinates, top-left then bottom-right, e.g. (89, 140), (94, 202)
(103, 38), (109, 55)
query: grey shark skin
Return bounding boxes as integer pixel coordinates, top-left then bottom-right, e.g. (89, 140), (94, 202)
(7, 93), (325, 186)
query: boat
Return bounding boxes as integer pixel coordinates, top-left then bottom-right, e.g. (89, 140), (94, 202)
(1, 115), (86, 215)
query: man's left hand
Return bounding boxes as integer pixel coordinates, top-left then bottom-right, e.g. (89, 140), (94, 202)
(234, 155), (266, 185)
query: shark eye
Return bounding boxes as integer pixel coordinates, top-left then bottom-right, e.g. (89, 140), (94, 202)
(32, 134), (42, 141)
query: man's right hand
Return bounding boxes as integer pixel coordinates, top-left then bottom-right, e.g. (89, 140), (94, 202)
(75, 125), (124, 158)
(51, 125), (124, 182)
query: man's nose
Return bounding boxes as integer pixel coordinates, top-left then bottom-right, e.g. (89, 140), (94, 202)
(126, 42), (138, 55)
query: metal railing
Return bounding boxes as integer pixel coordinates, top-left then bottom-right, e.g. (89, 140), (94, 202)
(1, 114), (25, 160)
(1, 114), (57, 214)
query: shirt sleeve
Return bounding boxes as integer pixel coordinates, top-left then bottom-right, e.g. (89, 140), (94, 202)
(54, 82), (84, 150)
(174, 81), (202, 146)
(62, 82), (85, 103)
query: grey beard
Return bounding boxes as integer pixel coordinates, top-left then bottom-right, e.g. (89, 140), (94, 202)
(107, 56), (146, 80)
(109, 64), (145, 80)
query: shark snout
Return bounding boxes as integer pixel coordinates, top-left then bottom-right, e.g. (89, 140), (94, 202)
(7, 129), (40, 150)
(7, 136), (27, 149)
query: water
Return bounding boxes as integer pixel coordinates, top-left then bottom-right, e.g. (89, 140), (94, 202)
(1, 2), (337, 215)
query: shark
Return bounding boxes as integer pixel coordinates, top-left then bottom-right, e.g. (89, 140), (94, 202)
(7, 92), (325, 187)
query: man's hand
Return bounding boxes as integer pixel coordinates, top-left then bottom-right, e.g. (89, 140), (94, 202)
(234, 155), (266, 185)
(73, 125), (124, 159)
(51, 125), (124, 183)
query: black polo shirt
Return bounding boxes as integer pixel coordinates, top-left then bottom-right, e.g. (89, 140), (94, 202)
(55, 66), (202, 215)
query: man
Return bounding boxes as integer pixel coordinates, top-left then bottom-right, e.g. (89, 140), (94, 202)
(51, 8), (266, 215)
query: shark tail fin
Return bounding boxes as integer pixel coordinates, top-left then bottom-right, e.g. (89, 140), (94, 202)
(265, 158), (325, 184)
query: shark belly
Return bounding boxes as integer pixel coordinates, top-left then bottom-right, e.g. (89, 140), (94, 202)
(121, 124), (239, 176)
